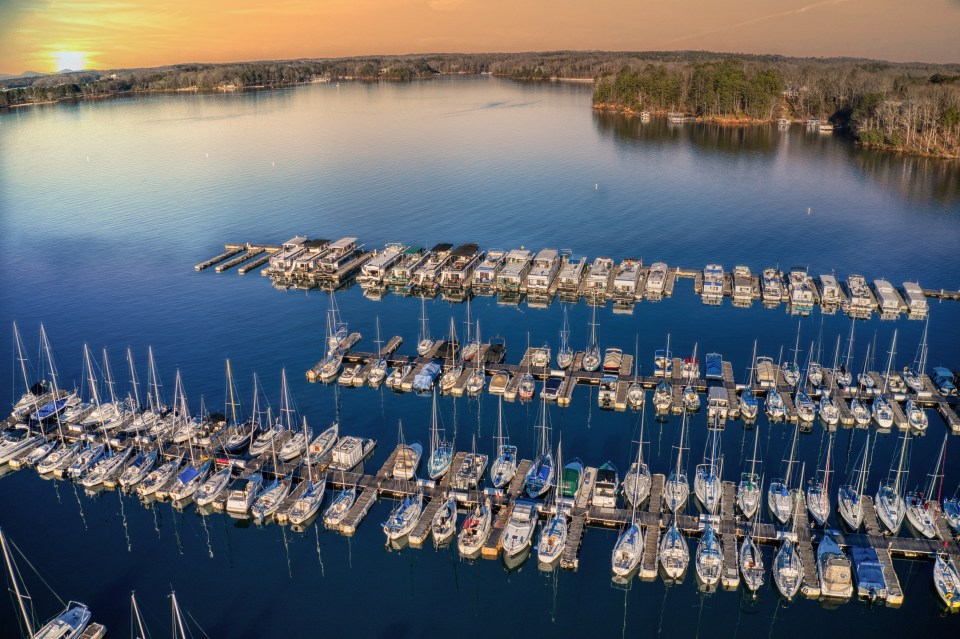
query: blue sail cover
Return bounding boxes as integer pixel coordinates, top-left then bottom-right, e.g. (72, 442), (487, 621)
(178, 465), (200, 483)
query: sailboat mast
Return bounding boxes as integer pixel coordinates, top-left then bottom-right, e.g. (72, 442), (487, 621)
(893, 433), (909, 495)
(103, 348), (118, 405)
(131, 592), (147, 639)
(792, 320), (801, 367)
(824, 433), (833, 492)
(430, 388), (439, 454)
(171, 592), (188, 639)
(676, 409), (687, 477)
(883, 329), (898, 394)
(127, 347), (142, 410)
(40, 325), (65, 441)
(0, 530), (34, 638)
(148, 346), (162, 412)
(226, 359), (238, 425)
(749, 414), (760, 480)
(12, 322), (32, 401)
(785, 425), (798, 490)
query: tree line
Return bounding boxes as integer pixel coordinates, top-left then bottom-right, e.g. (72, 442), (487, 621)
(2, 51), (958, 157)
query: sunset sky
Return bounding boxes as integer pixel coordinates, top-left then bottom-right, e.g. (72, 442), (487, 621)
(1, 0), (958, 74)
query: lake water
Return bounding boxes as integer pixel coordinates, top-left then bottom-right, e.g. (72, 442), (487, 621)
(1, 76), (960, 637)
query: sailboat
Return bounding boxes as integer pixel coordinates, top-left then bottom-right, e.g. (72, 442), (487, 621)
(582, 300), (601, 372)
(518, 332), (536, 402)
(431, 492), (458, 545)
(737, 417), (762, 519)
(323, 472), (356, 528)
(875, 431), (910, 534)
(305, 421), (339, 464)
(773, 466), (805, 600)
(694, 421), (722, 514)
(695, 522), (723, 588)
(872, 330), (897, 429)
(663, 409), (689, 513)
(221, 361), (254, 453)
(933, 552), (960, 611)
(659, 517), (689, 581)
(287, 427), (329, 526)
(465, 320), (485, 396)
(195, 461), (233, 507)
(383, 491), (424, 540)
(137, 452), (183, 498)
(368, 317), (389, 386)
(118, 447), (159, 490)
(556, 305), (573, 369)
(612, 437), (644, 577)
(739, 517), (765, 592)
(682, 343), (700, 411)
(439, 316), (463, 393)
(835, 318), (855, 388)
(426, 388), (453, 480)
(250, 401), (292, 522)
(905, 399), (928, 431)
(490, 397), (518, 489)
(818, 336), (842, 427)
(768, 421), (799, 525)
(318, 294), (345, 383)
(653, 334), (672, 412)
(247, 382), (280, 457)
(903, 318), (928, 393)
(392, 419), (422, 481)
(905, 434), (946, 539)
(1, 528), (93, 639)
(944, 482), (960, 533)
(837, 433), (870, 530)
(794, 344), (816, 422)
(9, 322), (46, 421)
(850, 396), (871, 428)
(806, 431), (833, 526)
(168, 455), (212, 502)
(524, 396), (554, 498)
(537, 438), (568, 565)
(782, 321), (802, 387)
(417, 295), (434, 356)
(765, 349), (786, 420)
(278, 373), (308, 462)
(457, 499), (493, 557)
(626, 335), (644, 410)
(79, 444), (131, 489)
(622, 402), (651, 507)
(740, 340), (759, 421)
(858, 337), (876, 392)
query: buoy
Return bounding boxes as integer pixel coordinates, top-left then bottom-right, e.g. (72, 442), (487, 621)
(594, 183), (599, 190)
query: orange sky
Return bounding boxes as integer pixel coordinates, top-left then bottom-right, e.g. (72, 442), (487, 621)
(1, 0), (958, 74)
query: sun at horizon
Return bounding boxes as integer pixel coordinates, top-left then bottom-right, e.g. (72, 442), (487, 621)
(49, 50), (91, 73)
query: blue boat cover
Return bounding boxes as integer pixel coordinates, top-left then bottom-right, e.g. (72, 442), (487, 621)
(705, 353), (723, 380)
(850, 546), (886, 591)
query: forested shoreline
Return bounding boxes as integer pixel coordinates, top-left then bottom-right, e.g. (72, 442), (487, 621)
(2, 51), (958, 158)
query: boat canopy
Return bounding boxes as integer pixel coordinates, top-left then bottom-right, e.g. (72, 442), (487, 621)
(850, 546), (886, 593)
(705, 353), (723, 380)
(178, 465), (200, 483)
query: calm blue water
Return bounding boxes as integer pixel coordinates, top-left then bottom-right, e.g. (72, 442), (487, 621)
(2, 76), (960, 636)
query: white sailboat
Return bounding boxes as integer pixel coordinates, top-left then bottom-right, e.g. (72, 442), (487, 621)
(695, 522), (723, 588)
(835, 319), (855, 388)
(431, 492), (458, 545)
(875, 431), (910, 534)
(739, 340), (759, 421)
(287, 429), (329, 526)
(933, 552), (960, 611)
(417, 295), (434, 356)
(457, 499), (492, 557)
(622, 401), (651, 507)
(737, 418), (762, 519)
(768, 422), (799, 525)
(659, 517), (689, 581)
(612, 436), (644, 577)
(782, 321), (802, 387)
(439, 316), (463, 393)
(426, 388), (453, 480)
(739, 519), (765, 592)
(537, 438), (568, 565)
(903, 318), (928, 393)
(305, 421), (339, 464)
(392, 419), (422, 481)
(383, 492), (424, 540)
(871, 330), (897, 429)
(626, 335), (644, 411)
(773, 470), (805, 601)
(1, 528), (93, 639)
(582, 300), (601, 372)
(806, 432), (833, 526)
(663, 409), (689, 513)
(489, 397), (518, 489)
(905, 434), (946, 539)
(693, 420), (722, 514)
(195, 461), (233, 507)
(465, 320), (486, 396)
(556, 305), (573, 369)
(524, 396), (554, 498)
(323, 475), (357, 528)
(277, 371), (307, 462)
(251, 408), (292, 523)
(837, 432), (870, 530)
(368, 317), (388, 387)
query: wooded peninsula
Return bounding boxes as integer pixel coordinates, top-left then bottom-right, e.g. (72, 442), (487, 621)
(2, 51), (958, 158)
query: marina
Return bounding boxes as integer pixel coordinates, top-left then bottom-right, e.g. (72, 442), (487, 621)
(198, 237), (955, 320)
(5, 75), (960, 636)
